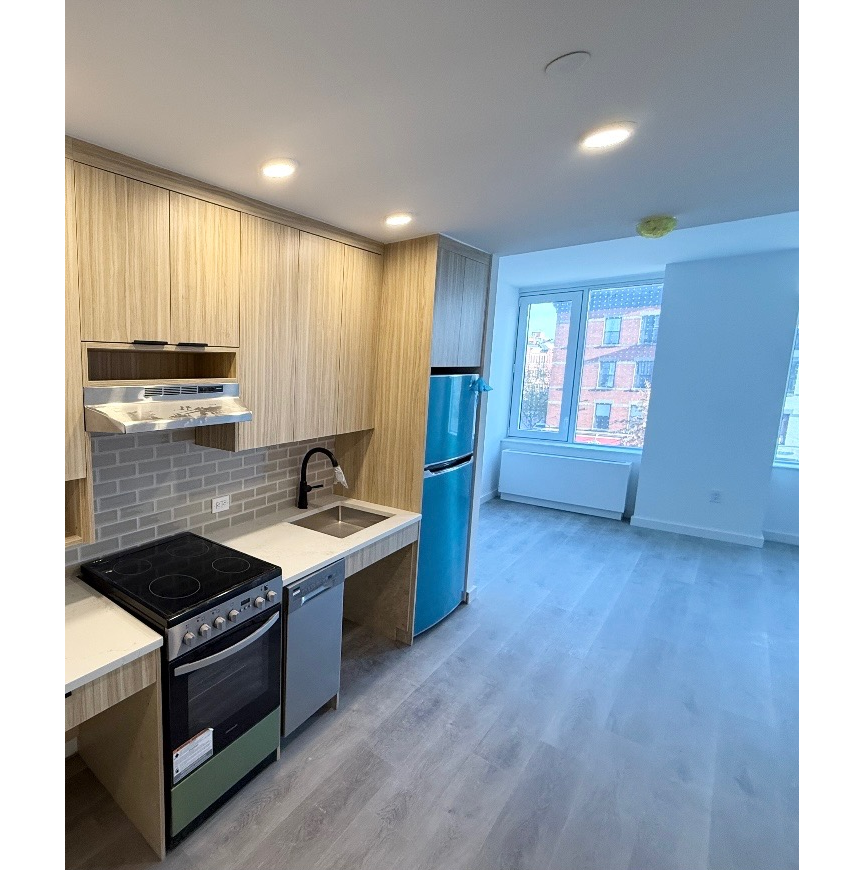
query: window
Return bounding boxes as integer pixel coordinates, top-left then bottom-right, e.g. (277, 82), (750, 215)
(511, 297), (578, 435)
(597, 360), (616, 389)
(602, 317), (621, 346)
(510, 281), (662, 448)
(786, 359), (799, 396)
(774, 323), (799, 466)
(640, 314), (659, 345)
(593, 403), (611, 430)
(634, 360), (654, 389)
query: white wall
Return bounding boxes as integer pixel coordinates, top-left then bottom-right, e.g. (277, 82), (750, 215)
(631, 250), (799, 546)
(763, 466), (799, 544)
(479, 281), (519, 500)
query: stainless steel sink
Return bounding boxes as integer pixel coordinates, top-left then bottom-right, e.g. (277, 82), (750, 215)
(291, 505), (388, 538)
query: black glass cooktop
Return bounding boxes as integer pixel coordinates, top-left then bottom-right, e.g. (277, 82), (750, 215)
(81, 533), (281, 625)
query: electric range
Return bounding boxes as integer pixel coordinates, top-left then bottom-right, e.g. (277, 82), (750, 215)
(81, 532), (284, 848)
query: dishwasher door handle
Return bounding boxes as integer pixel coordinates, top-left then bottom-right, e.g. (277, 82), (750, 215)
(300, 584), (329, 606)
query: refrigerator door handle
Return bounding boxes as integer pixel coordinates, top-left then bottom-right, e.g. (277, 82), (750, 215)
(424, 454), (474, 477)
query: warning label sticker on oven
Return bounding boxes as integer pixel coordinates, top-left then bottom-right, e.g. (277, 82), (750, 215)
(172, 728), (214, 784)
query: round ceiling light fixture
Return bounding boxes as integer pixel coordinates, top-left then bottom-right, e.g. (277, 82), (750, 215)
(384, 212), (413, 227)
(636, 214), (678, 239)
(544, 50), (591, 78)
(261, 158), (298, 179)
(579, 122), (635, 151)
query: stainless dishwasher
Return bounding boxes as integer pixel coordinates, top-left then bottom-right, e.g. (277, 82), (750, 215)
(282, 559), (346, 737)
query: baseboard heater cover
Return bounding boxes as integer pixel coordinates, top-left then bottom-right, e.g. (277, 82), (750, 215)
(498, 450), (631, 518)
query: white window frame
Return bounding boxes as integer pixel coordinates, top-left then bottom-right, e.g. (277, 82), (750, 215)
(508, 289), (584, 440)
(507, 275), (663, 448)
(773, 321), (799, 468)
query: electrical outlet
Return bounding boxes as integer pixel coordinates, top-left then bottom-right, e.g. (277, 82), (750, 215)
(212, 496), (230, 514)
(709, 490), (722, 504)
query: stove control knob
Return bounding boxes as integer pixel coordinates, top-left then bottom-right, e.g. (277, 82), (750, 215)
(213, 616), (226, 629)
(199, 624), (211, 638)
(266, 590), (278, 603)
(228, 609), (240, 622)
(183, 632), (195, 646)
(254, 596), (265, 609)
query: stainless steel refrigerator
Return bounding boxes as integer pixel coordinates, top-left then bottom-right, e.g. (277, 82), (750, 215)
(415, 374), (479, 635)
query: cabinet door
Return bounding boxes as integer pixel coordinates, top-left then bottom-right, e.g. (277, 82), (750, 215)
(237, 214), (298, 450)
(337, 247), (383, 433)
(457, 256), (489, 366)
(429, 246), (464, 368)
(169, 193), (240, 347)
(75, 163), (170, 343)
(65, 159), (86, 481)
(293, 233), (344, 441)
(430, 247), (489, 368)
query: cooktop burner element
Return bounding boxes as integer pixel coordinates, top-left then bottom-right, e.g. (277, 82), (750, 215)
(80, 533), (281, 625)
(113, 557), (153, 576)
(166, 539), (211, 558)
(149, 574), (201, 599)
(212, 557), (251, 574)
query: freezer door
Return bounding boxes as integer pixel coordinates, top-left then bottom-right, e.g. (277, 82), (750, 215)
(415, 456), (473, 635)
(424, 375), (478, 467)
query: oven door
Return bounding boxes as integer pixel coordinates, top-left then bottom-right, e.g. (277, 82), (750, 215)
(167, 608), (281, 780)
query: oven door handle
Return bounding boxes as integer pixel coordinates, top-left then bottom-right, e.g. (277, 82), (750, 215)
(174, 612), (280, 676)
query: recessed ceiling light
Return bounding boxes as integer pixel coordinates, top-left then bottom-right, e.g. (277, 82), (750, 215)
(261, 158), (297, 179)
(544, 51), (591, 78)
(384, 212), (413, 227)
(579, 123), (635, 151)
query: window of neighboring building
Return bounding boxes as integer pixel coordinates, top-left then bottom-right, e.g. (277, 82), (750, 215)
(598, 360), (616, 388)
(602, 317), (621, 346)
(640, 314), (660, 345)
(634, 360), (654, 389)
(594, 402), (612, 430)
(786, 359), (799, 396)
(775, 323), (799, 466)
(509, 281), (663, 449)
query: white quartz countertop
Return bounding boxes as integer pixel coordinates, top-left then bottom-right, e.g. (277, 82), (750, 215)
(207, 494), (421, 585)
(65, 577), (163, 694)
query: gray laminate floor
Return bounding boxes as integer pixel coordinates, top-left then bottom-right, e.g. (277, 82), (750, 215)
(66, 498), (799, 870)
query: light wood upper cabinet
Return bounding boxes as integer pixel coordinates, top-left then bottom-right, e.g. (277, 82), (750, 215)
(65, 159), (86, 482)
(169, 193), (241, 347)
(459, 256), (489, 365)
(430, 244), (490, 368)
(337, 248), (383, 434)
(75, 163), (170, 343)
(294, 233), (344, 441)
(237, 214), (299, 450)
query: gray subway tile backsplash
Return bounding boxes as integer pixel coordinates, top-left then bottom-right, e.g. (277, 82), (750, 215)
(65, 432), (336, 569)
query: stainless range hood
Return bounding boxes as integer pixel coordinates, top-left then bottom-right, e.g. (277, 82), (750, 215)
(84, 382), (252, 434)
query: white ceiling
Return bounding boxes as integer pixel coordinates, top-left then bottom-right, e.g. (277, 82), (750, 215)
(66, 0), (798, 255)
(498, 211), (799, 288)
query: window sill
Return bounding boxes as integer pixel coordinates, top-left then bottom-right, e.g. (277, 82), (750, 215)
(772, 462), (799, 471)
(503, 435), (642, 456)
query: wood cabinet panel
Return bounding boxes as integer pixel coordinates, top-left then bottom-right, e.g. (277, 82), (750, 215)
(75, 163), (170, 343)
(337, 247), (383, 433)
(458, 255), (489, 366)
(170, 192), (241, 347)
(238, 214), (298, 450)
(430, 246), (465, 368)
(347, 235), (439, 513)
(65, 650), (158, 731)
(294, 233), (344, 441)
(429, 245), (489, 368)
(65, 159), (86, 481)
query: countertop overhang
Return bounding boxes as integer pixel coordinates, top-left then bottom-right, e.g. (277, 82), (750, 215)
(65, 578), (163, 694)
